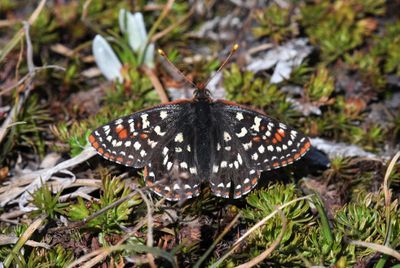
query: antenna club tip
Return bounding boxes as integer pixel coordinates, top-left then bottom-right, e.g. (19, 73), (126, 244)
(233, 44), (239, 51)
(157, 48), (166, 56)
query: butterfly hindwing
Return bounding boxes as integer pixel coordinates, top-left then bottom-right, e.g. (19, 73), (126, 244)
(143, 127), (201, 201)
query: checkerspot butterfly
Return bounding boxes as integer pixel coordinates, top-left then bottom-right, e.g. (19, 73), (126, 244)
(89, 45), (311, 201)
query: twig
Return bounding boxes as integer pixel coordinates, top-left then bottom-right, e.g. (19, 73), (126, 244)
(349, 240), (400, 261)
(0, 65), (65, 96)
(235, 209), (287, 268)
(0, 22), (35, 147)
(150, 5), (196, 43)
(194, 212), (241, 268)
(379, 151), (400, 267)
(137, 189), (156, 268)
(142, 66), (169, 103)
(0, 234), (50, 249)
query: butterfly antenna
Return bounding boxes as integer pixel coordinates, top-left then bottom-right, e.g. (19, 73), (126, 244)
(158, 48), (197, 88)
(201, 43), (239, 89)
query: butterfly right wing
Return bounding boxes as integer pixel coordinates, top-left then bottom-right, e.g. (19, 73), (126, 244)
(88, 100), (191, 168)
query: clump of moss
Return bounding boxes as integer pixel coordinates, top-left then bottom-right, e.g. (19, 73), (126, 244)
(300, 0), (385, 62)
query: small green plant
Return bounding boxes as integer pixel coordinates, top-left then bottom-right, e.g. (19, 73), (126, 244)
(30, 181), (67, 219)
(68, 174), (142, 234)
(27, 245), (74, 268)
(304, 67), (335, 103)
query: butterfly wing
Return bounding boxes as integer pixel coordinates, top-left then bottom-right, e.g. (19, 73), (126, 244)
(88, 100), (192, 168)
(209, 100), (311, 198)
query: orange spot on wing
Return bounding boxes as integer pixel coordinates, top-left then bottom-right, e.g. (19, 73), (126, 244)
(244, 185), (251, 191)
(251, 177), (258, 185)
(281, 160), (287, 165)
(252, 136), (261, 142)
(273, 162), (279, 167)
(118, 129), (128, 139)
(294, 153), (300, 159)
(186, 191), (193, 196)
(275, 133), (282, 142)
(89, 134), (96, 143)
(143, 167), (149, 177)
(278, 129), (286, 137)
(235, 191), (241, 196)
(104, 152), (110, 158)
(116, 156), (123, 162)
(92, 142), (99, 149)
(287, 157), (293, 163)
(140, 133), (148, 139)
(98, 148), (104, 154)
(272, 138), (277, 144)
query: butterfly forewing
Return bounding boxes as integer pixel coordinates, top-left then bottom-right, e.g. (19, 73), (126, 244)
(89, 101), (191, 168)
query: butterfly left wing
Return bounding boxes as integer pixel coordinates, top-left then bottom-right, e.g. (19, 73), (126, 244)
(88, 101), (191, 168)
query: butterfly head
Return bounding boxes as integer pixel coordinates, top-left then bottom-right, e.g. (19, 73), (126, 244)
(193, 85), (211, 101)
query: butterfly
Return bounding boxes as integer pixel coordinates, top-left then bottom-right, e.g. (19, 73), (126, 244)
(89, 45), (311, 201)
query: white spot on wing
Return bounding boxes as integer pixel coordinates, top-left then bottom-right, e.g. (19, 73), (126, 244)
(236, 112), (244, 121)
(258, 145), (265, 153)
(125, 141), (131, 147)
(160, 111), (168, 119)
(221, 161), (228, 168)
(175, 132), (184, 143)
(251, 117), (262, 132)
(141, 114), (150, 128)
(154, 126), (166, 136)
(134, 141), (141, 150)
(236, 127), (248, 138)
